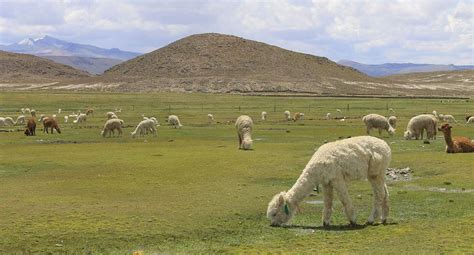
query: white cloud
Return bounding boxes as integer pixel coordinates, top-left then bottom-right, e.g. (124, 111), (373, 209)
(0, 0), (472, 64)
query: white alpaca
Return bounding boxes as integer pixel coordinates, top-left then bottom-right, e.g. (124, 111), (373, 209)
(267, 136), (391, 227)
(325, 113), (331, 120)
(38, 115), (49, 122)
(106, 112), (116, 119)
(15, 115), (25, 125)
(261, 111), (267, 121)
(467, 116), (474, 124)
(336, 109), (342, 116)
(432, 110), (438, 119)
(441, 114), (457, 123)
(388, 116), (397, 129)
(235, 115), (253, 150)
(58, 108), (62, 114)
(73, 113), (87, 124)
(64, 116), (69, 123)
(24, 108), (31, 114)
(52, 114), (57, 119)
(30, 109), (36, 117)
(207, 114), (214, 122)
(131, 119), (157, 138)
(101, 119), (124, 137)
(0, 117), (15, 126)
(362, 114), (395, 136)
(284, 111), (291, 121)
(21, 108), (25, 114)
(404, 114), (438, 140)
(168, 115), (182, 128)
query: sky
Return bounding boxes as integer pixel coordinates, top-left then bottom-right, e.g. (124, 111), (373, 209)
(0, 0), (472, 65)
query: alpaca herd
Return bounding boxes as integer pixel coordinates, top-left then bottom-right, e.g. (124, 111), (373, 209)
(2, 105), (473, 229)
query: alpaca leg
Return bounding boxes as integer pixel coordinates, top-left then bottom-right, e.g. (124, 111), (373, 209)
(368, 176), (385, 224)
(322, 183), (334, 227)
(238, 134), (242, 149)
(333, 180), (356, 225)
(382, 184), (390, 224)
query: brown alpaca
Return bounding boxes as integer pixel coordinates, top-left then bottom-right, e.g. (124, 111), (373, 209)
(86, 109), (94, 116)
(43, 118), (61, 134)
(24, 118), (36, 136)
(438, 124), (474, 153)
(293, 112), (304, 122)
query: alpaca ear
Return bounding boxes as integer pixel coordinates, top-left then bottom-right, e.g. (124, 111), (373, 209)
(278, 194), (285, 205)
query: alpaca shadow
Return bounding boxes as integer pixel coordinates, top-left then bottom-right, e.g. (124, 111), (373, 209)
(280, 222), (398, 232)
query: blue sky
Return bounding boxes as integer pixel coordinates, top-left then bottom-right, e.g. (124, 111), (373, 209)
(0, 0), (472, 64)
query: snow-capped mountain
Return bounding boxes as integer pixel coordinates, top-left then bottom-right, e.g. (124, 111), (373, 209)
(0, 35), (141, 60)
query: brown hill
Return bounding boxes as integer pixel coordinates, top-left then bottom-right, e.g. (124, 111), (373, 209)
(0, 51), (90, 83)
(102, 33), (381, 94)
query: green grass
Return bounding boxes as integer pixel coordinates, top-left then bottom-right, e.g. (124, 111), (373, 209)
(0, 91), (473, 253)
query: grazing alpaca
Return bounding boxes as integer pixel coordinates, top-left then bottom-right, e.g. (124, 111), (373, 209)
(24, 118), (36, 136)
(267, 136), (391, 227)
(167, 115), (182, 128)
(101, 119), (124, 137)
(293, 112), (304, 122)
(261, 111), (267, 121)
(207, 113), (214, 123)
(235, 115), (253, 150)
(86, 108), (94, 116)
(325, 113), (331, 120)
(438, 124), (474, 153)
(0, 117), (15, 126)
(284, 111), (291, 121)
(43, 118), (61, 134)
(362, 114), (395, 136)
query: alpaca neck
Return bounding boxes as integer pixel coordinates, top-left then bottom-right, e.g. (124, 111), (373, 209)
(242, 132), (252, 141)
(285, 168), (319, 207)
(442, 130), (455, 150)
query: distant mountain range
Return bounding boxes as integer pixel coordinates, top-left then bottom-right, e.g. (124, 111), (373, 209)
(337, 60), (474, 77)
(0, 36), (141, 74)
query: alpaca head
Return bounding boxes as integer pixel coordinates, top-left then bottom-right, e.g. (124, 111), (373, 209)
(387, 126), (395, 135)
(24, 129), (30, 136)
(267, 191), (294, 226)
(438, 123), (452, 134)
(101, 130), (105, 137)
(404, 130), (412, 140)
(241, 137), (253, 150)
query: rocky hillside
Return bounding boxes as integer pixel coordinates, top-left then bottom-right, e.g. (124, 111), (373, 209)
(102, 33), (379, 94)
(0, 51), (90, 83)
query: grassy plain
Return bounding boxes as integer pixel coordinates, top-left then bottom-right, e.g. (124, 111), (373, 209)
(0, 92), (473, 253)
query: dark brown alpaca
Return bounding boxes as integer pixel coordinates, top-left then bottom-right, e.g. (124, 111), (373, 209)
(43, 118), (61, 134)
(438, 124), (474, 153)
(24, 118), (36, 136)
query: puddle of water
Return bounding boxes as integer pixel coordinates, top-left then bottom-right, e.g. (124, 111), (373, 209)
(305, 200), (324, 205)
(402, 185), (474, 193)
